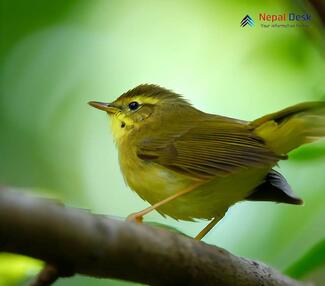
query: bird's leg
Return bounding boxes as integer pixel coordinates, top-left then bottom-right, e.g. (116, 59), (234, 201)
(194, 212), (225, 240)
(126, 182), (202, 223)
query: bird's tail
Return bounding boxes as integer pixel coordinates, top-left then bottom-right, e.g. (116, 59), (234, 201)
(251, 102), (325, 155)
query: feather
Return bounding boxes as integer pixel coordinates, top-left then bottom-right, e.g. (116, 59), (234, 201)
(251, 102), (325, 154)
(137, 114), (282, 180)
(246, 170), (303, 205)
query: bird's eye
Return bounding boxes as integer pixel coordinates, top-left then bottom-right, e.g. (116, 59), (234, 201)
(128, 101), (139, 110)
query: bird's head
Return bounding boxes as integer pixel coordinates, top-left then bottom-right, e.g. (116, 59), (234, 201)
(89, 84), (191, 143)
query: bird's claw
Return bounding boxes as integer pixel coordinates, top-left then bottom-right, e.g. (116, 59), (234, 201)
(126, 213), (143, 224)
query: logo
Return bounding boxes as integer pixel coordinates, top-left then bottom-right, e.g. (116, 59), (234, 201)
(241, 15), (254, 27)
(259, 13), (312, 28)
(259, 13), (311, 22)
(240, 13), (312, 29)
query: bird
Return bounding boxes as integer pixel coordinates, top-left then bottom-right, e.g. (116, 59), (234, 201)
(89, 84), (325, 240)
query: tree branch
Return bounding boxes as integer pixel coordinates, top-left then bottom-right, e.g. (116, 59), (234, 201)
(0, 188), (310, 286)
(309, 0), (325, 26)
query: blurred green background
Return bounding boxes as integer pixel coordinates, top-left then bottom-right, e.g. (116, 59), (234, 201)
(0, 0), (325, 285)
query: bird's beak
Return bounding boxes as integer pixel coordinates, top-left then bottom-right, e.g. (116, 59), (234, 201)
(88, 101), (120, 114)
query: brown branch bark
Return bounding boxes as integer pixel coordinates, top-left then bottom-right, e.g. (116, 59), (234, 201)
(30, 264), (60, 286)
(0, 188), (311, 286)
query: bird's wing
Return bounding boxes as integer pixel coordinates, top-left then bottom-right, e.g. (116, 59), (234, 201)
(137, 116), (283, 180)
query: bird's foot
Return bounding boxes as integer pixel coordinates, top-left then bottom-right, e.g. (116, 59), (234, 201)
(126, 213), (143, 224)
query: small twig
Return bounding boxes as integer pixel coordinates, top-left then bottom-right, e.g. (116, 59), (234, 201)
(309, 0), (325, 26)
(29, 264), (60, 286)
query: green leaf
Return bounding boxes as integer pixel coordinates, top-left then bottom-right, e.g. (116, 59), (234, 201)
(0, 253), (42, 286)
(285, 240), (325, 279)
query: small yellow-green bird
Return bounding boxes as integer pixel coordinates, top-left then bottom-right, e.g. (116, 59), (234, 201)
(89, 84), (325, 240)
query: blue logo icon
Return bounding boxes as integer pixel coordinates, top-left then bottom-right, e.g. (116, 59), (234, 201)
(241, 15), (254, 27)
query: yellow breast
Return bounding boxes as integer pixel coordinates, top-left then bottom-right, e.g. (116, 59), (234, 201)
(118, 141), (269, 221)
(119, 144), (192, 204)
